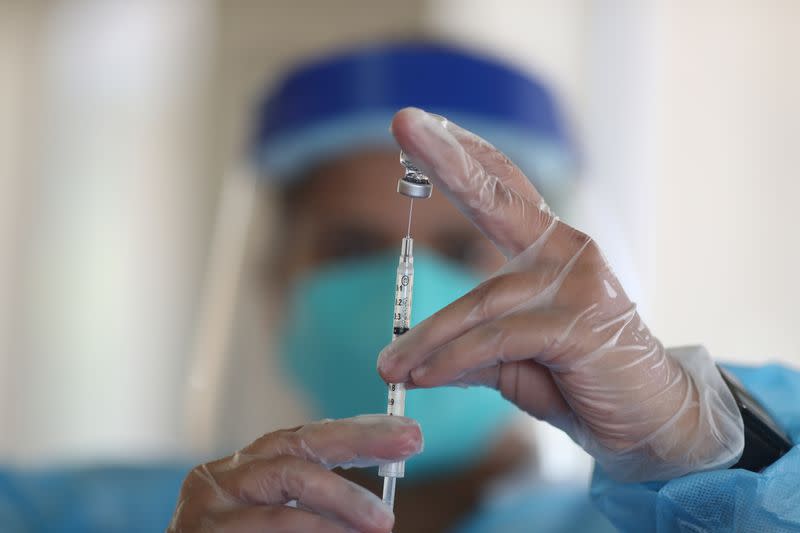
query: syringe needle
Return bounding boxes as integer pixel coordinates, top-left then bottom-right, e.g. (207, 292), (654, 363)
(406, 198), (414, 238)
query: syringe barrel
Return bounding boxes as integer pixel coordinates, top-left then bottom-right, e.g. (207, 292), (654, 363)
(392, 238), (413, 336)
(378, 381), (407, 478)
(379, 237), (414, 479)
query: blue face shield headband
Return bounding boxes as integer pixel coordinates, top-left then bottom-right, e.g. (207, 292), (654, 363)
(251, 42), (579, 209)
(279, 249), (516, 479)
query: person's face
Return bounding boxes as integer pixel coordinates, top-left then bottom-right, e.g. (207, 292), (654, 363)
(277, 149), (524, 493)
(282, 148), (505, 278)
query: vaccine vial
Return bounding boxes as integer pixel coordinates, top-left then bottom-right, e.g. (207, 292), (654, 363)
(396, 151), (433, 199)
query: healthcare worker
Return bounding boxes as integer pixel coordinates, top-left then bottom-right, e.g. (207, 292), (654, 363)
(170, 43), (617, 533)
(1, 43), (798, 533)
(168, 43), (800, 533)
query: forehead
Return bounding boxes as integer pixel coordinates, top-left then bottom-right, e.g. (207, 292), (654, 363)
(295, 148), (471, 234)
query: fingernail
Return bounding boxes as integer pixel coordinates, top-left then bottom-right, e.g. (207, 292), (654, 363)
(390, 416), (419, 427)
(426, 111), (449, 129)
(404, 107), (446, 125)
(411, 108), (446, 131)
(400, 435), (423, 457)
(376, 347), (395, 372)
(410, 365), (428, 381)
(415, 115), (461, 159)
(351, 414), (414, 427)
(397, 422), (424, 455)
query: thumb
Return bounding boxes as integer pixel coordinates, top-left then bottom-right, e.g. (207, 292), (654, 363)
(391, 107), (556, 257)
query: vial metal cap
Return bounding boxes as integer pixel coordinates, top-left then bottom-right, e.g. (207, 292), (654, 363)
(397, 151), (433, 199)
(397, 178), (432, 198)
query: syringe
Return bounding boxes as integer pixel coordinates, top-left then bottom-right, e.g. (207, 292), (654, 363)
(379, 205), (414, 510)
(379, 152), (432, 511)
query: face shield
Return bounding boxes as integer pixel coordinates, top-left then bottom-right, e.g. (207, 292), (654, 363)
(185, 42), (580, 478)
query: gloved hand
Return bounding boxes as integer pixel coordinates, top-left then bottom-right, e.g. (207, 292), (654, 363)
(168, 415), (422, 533)
(378, 107), (744, 482)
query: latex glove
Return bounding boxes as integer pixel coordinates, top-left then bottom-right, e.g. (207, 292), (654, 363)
(168, 415), (422, 533)
(378, 108), (743, 482)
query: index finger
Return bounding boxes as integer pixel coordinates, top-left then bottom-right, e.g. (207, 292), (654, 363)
(391, 107), (556, 257)
(239, 415), (423, 470)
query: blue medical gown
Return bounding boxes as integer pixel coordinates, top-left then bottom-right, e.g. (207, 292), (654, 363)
(452, 483), (615, 533)
(0, 465), (616, 532)
(0, 464), (614, 533)
(0, 465), (187, 532)
(592, 364), (800, 532)
(1, 366), (797, 532)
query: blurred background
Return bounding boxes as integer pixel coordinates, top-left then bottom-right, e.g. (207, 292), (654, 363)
(1, 0), (798, 475)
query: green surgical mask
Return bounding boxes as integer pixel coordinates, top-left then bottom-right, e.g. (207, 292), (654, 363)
(279, 248), (515, 479)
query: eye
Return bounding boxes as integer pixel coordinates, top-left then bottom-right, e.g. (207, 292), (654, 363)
(435, 231), (485, 267)
(314, 225), (386, 263)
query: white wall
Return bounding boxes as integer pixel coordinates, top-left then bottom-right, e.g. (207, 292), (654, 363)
(2, 0), (216, 464)
(0, 1), (40, 458)
(651, 1), (800, 365)
(428, 0), (589, 122)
